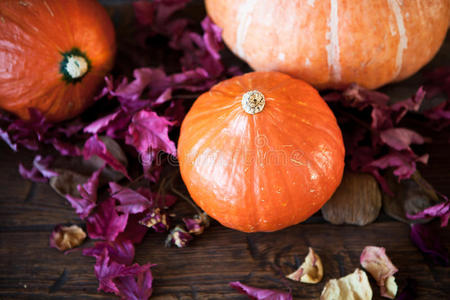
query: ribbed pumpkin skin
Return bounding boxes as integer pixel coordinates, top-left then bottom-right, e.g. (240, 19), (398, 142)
(0, 0), (115, 121)
(178, 72), (345, 232)
(205, 0), (449, 90)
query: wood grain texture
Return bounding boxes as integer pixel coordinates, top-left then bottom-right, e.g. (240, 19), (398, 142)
(1, 1), (449, 299)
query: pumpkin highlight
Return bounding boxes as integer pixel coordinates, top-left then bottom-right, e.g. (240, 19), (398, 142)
(178, 72), (345, 232)
(205, 0), (450, 90)
(0, 0), (116, 121)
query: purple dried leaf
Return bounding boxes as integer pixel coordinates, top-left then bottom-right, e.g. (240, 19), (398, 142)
(86, 198), (128, 242)
(379, 128), (426, 152)
(0, 128), (17, 151)
(117, 213), (149, 245)
(410, 223), (449, 266)
(115, 263), (155, 300)
(84, 110), (122, 134)
(407, 194), (450, 227)
(391, 87), (426, 123)
(369, 150), (428, 180)
(83, 238), (135, 266)
(125, 110), (176, 162)
(19, 155), (58, 183)
(229, 281), (293, 300)
(65, 167), (102, 220)
(109, 182), (153, 214)
(94, 248), (144, 295)
(83, 135), (129, 179)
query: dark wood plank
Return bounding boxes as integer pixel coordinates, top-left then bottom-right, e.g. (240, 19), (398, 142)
(1, 1), (449, 299)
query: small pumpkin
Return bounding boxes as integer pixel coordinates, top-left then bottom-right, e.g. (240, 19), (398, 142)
(205, 0), (450, 90)
(178, 72), (345, 232)
(0, 0), (116, 122)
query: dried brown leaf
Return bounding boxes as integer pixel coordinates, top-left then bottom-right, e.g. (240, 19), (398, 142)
(322, 171), (382, 226)
(49, 169), (89, 198)
(383, 170), (440, 223)
(49, 136), (128, 197)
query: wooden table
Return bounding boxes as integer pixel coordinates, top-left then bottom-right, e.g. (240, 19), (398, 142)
(1, 1), (449, 299)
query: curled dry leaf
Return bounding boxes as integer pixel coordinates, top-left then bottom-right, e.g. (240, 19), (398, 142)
(383, 170), (440, 224)
(360, 246), (398, 299)
(49, 136), (128, 197)
(49, 225), (87, 251)
(50, 169), (89, 198)
(321, 171), (381, 226)
(320, 269), (372, 300)
(286, 247), (323, 284)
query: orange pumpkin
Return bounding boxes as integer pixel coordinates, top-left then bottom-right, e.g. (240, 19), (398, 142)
(178, 72), (345, 232)
(205, 0), (450, 90)
(0, 0), (116, 122)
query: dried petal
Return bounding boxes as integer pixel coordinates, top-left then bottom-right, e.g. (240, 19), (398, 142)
(83, 135), (129, 178)
(83, 238), (135, 265)
(84, 110), (122, 134)
(117, 213), (149, 245)
(321, 172), (381, 226)
(407, 194), (449, 227)
(360, 246), (398, 299)
(50, 225), (86, 251)
(320, 269), (372, 300)
(114, 263), (155, 300)
(286, 247), (323, 284)
(109, 182), (153, 214)
(0, 128), (17, 151)
(86, 198), (128, 241)
(183, 213), (209, 235)
(391, 87), (425, 123)
(125, 109), (176, 158)
(165, 225), (192, 248)
(94, 248), (144, 295)
(140, 208), (169, 233)
(65, 167), (102, 219)
(379, 128), (426, 152)
(19, 155), (58, 183)
(369, 150), (428, 180)
(410, 223), (449, 266)
(229, 281), (293, 300)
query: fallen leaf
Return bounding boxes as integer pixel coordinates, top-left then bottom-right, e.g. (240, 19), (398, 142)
(383, 170), (441, 224)
(229, 281), (293, 300)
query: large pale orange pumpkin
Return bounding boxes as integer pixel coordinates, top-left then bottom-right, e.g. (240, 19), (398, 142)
(205, 0), (450, 90)
(178, 72), (345, 232)
(0, 0), (116, 122)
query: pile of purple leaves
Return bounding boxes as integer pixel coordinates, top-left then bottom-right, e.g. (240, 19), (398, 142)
(0, 0), (449, 299)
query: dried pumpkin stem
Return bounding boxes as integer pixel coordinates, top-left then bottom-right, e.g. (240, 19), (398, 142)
(60, 48), (91, 84)
(242, 90), (265, 114)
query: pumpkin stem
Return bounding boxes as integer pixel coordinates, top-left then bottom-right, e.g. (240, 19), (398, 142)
(60, 48), (91, 84)
(242, 90), (265, 114)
